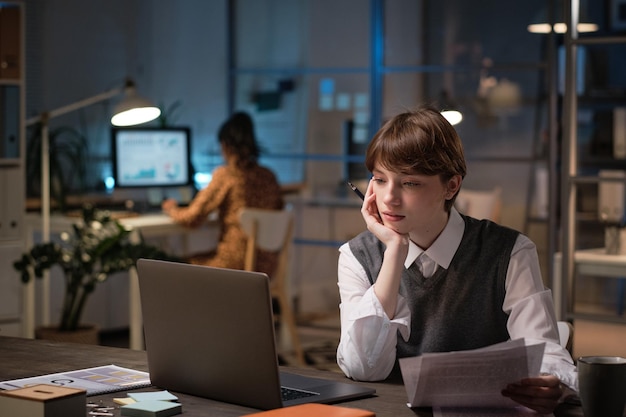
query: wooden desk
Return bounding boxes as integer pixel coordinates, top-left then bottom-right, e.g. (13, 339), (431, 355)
(553, 248), (626, 320)
(23, 213), (219, 350)
(0, 336), (583, 417)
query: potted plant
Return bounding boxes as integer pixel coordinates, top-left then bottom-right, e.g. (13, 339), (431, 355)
(13, 204), (180, 343)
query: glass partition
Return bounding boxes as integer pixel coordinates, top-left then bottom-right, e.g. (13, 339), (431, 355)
(235, 0), (369, 69)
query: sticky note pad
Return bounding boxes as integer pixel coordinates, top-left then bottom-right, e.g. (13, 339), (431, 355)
(113, 397), (137, 405)
(127, 391), (178, 402)
(121, 400), (182, 417)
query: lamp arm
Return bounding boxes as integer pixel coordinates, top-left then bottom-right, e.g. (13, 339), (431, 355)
(23, 84), (124, 328)
(26, 85), (124, 126)
(21, 79), (158, 333)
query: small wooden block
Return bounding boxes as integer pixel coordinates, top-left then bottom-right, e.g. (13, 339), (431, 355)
(0, 384), (86, 417)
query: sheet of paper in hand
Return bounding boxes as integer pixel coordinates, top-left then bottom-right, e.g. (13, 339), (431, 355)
(399, 338), (545, 408)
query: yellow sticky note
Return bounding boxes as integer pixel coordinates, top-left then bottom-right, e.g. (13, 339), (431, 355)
(113, 397), (137, 405)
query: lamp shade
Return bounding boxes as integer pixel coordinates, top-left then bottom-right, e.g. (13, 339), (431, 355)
(527, 0), (598, 34)
(439, 90), (463, 126)
(441, 109), (463, 126)
(111, 81), (161, 126)
(527, 21), (598, 34)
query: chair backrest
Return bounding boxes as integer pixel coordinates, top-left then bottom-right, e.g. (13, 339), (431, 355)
(455, 186), (502, 222)
(238, 208), (294, 274)
(238, 207), (305, 365)
(557, 320), (574, 354)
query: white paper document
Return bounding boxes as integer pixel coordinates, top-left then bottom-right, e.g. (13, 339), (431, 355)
(433, 406), (549, 417)
(0, 365), (151, 396)
(399, 339), (545, 408)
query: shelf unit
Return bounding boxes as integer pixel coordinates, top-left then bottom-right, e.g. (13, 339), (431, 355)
(558, 0), (626, 322)
(523, 25), (560, 290)
(0, 1), (25, 337)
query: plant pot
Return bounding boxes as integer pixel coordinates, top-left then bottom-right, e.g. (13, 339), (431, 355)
(36, 324), (100, 345)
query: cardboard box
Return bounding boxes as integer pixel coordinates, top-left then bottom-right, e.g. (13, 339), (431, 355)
(0, 384), (85, 417)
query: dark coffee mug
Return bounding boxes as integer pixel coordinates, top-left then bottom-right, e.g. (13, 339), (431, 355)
(578, 356), (626, 417)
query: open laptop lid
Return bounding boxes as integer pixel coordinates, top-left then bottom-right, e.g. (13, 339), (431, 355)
(137, 259), (284, 409)
(136, 259), (375, 410)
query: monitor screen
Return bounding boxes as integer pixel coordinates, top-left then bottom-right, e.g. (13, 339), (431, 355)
(111, 127), (192, 188)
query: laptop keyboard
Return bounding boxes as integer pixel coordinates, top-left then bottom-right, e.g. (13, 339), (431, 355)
(281, 386), (320, 401)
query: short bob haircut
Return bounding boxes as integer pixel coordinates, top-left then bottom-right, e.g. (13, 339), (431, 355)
(365, 106), (467, 211)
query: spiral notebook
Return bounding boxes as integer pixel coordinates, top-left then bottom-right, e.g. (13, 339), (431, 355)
(0, 364), (151, 396)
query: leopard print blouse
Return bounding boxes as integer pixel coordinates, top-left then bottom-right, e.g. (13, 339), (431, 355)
(165, 162), (284, 275)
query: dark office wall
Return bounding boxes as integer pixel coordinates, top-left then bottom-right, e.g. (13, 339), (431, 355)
(25, 0), (228, 190)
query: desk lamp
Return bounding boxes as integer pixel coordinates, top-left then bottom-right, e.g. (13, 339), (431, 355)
(111, 80), (161, 127)
(439, 90), (463, 126)
(23, 78), (160, 334)
(527, 0), (598, 34)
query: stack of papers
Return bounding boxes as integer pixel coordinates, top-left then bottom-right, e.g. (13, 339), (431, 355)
(399, 339), (545, 409)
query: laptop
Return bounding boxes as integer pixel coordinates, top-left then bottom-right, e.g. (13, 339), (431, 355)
(136, 259), (375, 410)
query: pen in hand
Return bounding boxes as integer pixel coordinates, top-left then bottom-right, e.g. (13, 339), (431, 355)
(347, 181), (365, 201)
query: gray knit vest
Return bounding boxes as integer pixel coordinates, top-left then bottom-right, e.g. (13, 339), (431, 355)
(348, 214), (519, 359)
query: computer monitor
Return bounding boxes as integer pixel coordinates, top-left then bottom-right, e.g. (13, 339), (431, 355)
(111, 126), (192, 189)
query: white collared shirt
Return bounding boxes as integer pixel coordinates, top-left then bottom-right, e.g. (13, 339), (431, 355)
(336, 208), (578, 390)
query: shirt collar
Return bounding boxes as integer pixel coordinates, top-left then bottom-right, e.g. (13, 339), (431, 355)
(404, 207), (465, 269)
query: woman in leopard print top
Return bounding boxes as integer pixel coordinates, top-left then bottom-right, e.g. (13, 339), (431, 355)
(162, 112), (284, 275)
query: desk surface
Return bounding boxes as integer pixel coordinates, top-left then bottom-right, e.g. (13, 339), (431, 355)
(26, 211), (189, 228)
(0, 336), (583, 417)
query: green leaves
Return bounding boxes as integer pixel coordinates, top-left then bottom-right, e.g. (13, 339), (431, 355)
(25, 123), (89, 212)
(13, 204), (179, 331)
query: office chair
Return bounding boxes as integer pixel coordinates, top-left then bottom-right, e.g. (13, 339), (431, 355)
(455, 186), (502, 223)
(239, 207), (306, 366)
